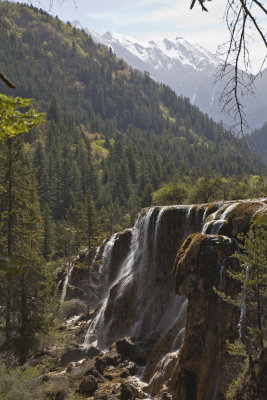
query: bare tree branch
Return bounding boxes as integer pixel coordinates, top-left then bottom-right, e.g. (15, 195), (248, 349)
(190, 0), (208, 12)
(0, 72), (16, 88)
(191, 0), (267, 140)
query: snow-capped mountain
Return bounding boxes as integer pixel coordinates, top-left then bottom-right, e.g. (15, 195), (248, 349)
(83, 28), (220, 102)
(73, 21), (267, 130)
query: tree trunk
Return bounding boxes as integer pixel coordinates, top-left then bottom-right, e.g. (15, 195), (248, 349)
(5, 138), (13, 345)
(20, 272), (27, 363)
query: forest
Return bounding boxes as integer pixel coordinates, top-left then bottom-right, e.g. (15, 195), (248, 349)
(0, 3), (266, 400)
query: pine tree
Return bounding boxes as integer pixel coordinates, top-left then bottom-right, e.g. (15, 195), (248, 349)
(69, 191), (102, 314)
(0, 137), (57, 361)
(0, 95), (56, 362)
(214, 216), (267, 398)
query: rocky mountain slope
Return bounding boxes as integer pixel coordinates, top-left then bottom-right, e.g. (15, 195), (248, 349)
(78, 24), (267, 130)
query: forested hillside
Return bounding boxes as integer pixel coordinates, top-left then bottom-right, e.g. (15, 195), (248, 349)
(0, 2), (265, 262)
(249, 123), (267, 164)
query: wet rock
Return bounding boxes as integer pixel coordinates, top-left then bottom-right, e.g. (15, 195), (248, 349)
(60, 348), (85, 367)
(94, 350), (120, 374)
(161, 392), (172, 400)
(86, 345), (102, 359)
(221, 201), (266, 237)
(66, 286), (85, 300)
(95, 357), (106, 374)
(120, 383), (134, 400)
(78, 376), (98, 395)
(84, 365), (102, 380)
(125, 361), (136, 375)
(108, 229), (132, 284)
(104, 374), (113, 380)
(116, 335), (158, 364)
(120, 368), (130, 378)
(102, 351), (120, 366)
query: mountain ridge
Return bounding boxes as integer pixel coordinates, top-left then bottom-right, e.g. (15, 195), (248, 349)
(74, 21), (267, 130)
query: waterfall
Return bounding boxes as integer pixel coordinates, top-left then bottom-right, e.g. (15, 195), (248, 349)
(83, 205), (193, 349)
(98, 234), (117, 299)
(152, 207), (168, 282)
(60, 263), (74, 303)
(84, 208), (156, 347)
(211, 202), (239, 234)
(84, 234), (117, 346)
(79, 198), (266, 397)
(202, 202), (239, 234)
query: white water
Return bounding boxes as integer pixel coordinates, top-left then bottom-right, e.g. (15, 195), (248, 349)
(202, 202), (239, 234)
(84, 208), (155, 346)
(83, 205), (193, 348)
(60, 264), (74, 303)
(84, 234), (117, 346)
(151, 207), (169, 286)
(98, 234), (117, 298)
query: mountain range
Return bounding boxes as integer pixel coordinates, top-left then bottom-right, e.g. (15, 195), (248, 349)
(74, 22), (267, 131)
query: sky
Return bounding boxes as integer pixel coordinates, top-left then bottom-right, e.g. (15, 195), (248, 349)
(13, 0), (267, 72)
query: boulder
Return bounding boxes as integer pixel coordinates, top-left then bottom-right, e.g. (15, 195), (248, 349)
(78, 376), (98, 395)
(60, 349), (86, 367)
(120, 383), (134, 400)
(116, 335), (159, 364)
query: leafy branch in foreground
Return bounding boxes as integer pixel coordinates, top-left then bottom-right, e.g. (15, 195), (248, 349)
(0, 94), (45, 140)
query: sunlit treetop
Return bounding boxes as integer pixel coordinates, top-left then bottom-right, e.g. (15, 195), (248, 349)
(0, 94), (45, 140)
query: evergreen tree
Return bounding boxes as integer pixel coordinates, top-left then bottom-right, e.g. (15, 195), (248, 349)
(0, 94), (56, 362)
(214, 217), (267, 398)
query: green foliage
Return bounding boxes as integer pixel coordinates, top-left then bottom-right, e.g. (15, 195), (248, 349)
(0, 3), (264, 264)
(226, 339), (248, 359)
(0, 365), (44, 400)
(249, 122), (267, 164)
(60, 299), (87, 319)
(153, 174), (267, 206)
(216, 217), (267, 398)
(0, 117), (57, 363)
(153, 179), (189, 205)
(0, 94), (45, 140)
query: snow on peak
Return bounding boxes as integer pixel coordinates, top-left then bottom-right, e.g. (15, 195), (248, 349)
(72, 21), (220, 72)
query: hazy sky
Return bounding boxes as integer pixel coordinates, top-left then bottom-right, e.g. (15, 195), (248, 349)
(14, 0), (266, 72)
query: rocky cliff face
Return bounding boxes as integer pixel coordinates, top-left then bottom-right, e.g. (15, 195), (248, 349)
(173, 233), (239, 400)
(59, 199), (266, 399)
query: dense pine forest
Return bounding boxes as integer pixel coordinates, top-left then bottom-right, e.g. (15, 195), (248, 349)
(250, 123), (267, 164)
(0, 2), (266, 371)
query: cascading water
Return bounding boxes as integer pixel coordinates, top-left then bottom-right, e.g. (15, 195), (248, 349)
(60, 263), (74, 303)
(79, 198), (266, 398)
(202, 202), (239, 234)
(84, 234), (117, 346)
(84, 205), (194, 350)
(211, 202), (239, 234)
(153, 206), (168, 279)
(84, 209), (156, 347)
